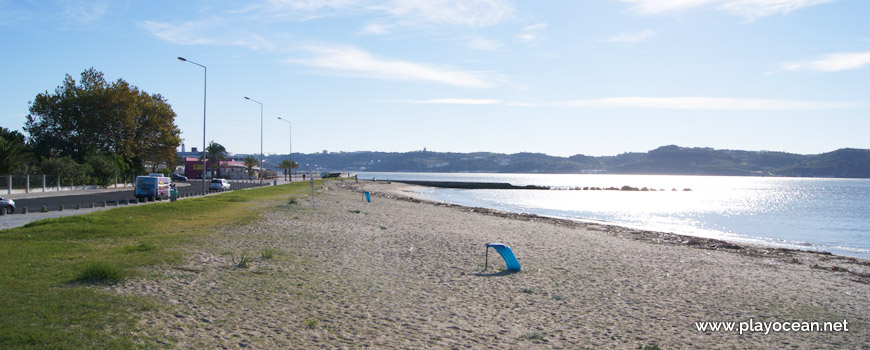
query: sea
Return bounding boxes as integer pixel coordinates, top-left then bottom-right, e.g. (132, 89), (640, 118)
(356, 172), (870, 259)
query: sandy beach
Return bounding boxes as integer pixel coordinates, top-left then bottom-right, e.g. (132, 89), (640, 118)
(113, 181), (870, 349)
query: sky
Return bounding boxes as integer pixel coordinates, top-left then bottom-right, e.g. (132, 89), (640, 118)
(1, 0), (868, 157)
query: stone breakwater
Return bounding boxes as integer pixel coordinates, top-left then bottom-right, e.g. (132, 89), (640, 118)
(390, 180), (691, 192)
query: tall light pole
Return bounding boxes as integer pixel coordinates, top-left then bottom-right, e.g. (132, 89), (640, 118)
(243, 96), (263, 183)
(277, 117), (292, 182)
(177, 56), (207, 194)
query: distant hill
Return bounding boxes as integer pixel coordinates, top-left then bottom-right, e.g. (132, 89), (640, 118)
(255, 146), (870, 178)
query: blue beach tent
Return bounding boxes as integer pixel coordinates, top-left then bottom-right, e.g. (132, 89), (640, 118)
(484, 243), (521, 272)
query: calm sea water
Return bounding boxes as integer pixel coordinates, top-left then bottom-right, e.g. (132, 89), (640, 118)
(357, 172), (870, 259)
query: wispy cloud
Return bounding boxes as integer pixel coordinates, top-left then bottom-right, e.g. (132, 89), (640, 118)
(63, 2), (109, 25)
(519, 22), (547, 42)
(377, 0), (515, 26)
(619, 0), (836, 19)
(602, 29), (656, 43)
(360, 23), (394, 34)
(266, 0), (360, 11)
(290, 45), (497, 87)
(141, 19), (276, 50)
(257, 0), (515, 27)
(466, 37), (503, 50)
(513, 97), (860, 110)
(782, 52), (870, 72)
(718, 0), (836, 19)
(404, 98), (502, 104)
(619, 0), (719, 15)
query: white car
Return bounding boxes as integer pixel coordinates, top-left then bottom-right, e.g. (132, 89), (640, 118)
(209, 178), (231, 190)
(0, 196), (14, 214)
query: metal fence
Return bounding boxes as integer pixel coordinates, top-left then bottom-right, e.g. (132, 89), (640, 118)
(2, 174), (137, 195)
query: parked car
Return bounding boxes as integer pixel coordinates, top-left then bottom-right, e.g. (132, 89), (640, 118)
(209, 178), (231, 190)
(172, 173), (188, 181)
(1, 196), (15, 214)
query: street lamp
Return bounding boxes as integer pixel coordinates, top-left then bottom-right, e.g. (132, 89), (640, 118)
(177, 56), (207, 194)
(277, 117), (292, 182)
(243, 96), (264, 183)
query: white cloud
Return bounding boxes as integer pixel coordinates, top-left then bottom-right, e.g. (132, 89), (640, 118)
(523, 23), (548, 31)
(290, 45), (496, 87)
(379, 0), (515, 26)
(405, 98), (502, 104)
(142, 19), (276, 50)
(602, 29), (656, 43)
(618, 0), (836, 18)
(266, 0), (360, 11)
(512, 97), (858, 110)
(782, 52), (870, 72)
(361, 23), (394, 34)
(241, 0), (514, 27)
(63, 2), (109, 25)
(718, 0), (836, 19)
(518, 22), (547, 42)
(619, 0), (719, 15)
(466, 37), (503, 50)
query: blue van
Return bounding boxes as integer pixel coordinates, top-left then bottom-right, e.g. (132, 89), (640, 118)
(135, 176), (172, 200)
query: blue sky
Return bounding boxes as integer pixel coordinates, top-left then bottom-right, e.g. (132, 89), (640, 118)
(1, 0), (868, 157)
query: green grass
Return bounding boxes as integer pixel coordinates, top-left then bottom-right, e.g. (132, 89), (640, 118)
(261, 249), (275, 260)
(0, 181), (317, 349)
(236, 252), (252, 268)
(76, 261), (125, 284)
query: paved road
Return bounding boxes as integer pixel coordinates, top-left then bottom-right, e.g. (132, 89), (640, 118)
(4, 180), (271, 214)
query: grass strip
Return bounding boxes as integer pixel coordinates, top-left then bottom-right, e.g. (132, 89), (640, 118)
(0, 181), (316, 349)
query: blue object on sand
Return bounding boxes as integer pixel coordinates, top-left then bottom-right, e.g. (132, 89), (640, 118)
(485, 243), (521, 272)
(364, 191), (371, 202)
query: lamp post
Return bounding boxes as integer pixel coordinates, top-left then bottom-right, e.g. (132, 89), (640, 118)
(277, 117), (292, 182)
(243, 96), (264, 183)
(177, 56), (207, 194)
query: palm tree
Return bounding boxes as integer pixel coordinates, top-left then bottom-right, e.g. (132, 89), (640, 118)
(204, 141), (226, 179)
(278, 159), (297, 181)
(243, 156), (258, 180)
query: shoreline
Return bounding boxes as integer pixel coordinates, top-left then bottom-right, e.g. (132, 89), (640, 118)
(361, 181), (870, 284)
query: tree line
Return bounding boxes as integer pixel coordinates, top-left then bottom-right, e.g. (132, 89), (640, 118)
(1, 68), (182, 186)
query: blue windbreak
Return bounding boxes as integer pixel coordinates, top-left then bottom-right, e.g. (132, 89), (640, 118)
(487, 243), (521, 272)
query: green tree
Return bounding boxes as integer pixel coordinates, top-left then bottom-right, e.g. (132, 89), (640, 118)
(39, 156), (91, 186)
(24, 68), (181, 168)
(84, 153), (120, 187)
(277, 159), (297, 181)
(204, 141), (226, 179)
(243, 156), (258, 180)
(0, 127), (33, 174)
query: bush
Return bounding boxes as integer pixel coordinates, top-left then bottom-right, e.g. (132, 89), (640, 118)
(39, 156), (91, 186)
(77, 261), (124, 284)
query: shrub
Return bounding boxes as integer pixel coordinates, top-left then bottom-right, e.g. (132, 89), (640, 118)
(77, 262), (124, 284)
(520, 332), (544, 341)
(261, 249), (274, 260)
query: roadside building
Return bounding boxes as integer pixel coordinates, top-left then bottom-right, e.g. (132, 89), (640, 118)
(183, 158), (260, 180)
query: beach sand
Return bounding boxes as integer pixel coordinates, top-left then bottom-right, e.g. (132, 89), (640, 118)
(114, 181), (870, 349)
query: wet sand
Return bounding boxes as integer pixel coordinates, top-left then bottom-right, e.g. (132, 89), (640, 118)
(113, 181), (870, 349)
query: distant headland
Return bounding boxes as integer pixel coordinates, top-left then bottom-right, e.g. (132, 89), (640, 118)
(262, 145), (870, 178)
